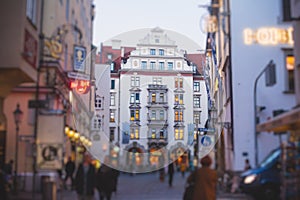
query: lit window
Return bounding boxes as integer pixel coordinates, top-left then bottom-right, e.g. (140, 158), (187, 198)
(130, 109), (140, 121)
(152, 93), (156, 103)
(110, 110), (115, 122)
(285, 54), (295, 92)
(175, 128), (184, 140)
(130, 93), (140, 104)
(151, 129), (156, 138)
(175, 110), (183, 122)
(130, 128), (139, 139)
(175, 77), (183, 88)
(175, 94), (183, 105)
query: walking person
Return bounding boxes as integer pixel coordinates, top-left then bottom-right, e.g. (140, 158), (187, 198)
(74, 153), (96, 200)
(96, 164), (116, 200)
(186, 155), (217, 200)
(64, 156), (75, 190)
(168, 162), (175, 187)
(244, 159), (252, 171)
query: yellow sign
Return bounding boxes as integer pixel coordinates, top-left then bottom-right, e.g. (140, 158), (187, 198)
(243, 27), (293, 45)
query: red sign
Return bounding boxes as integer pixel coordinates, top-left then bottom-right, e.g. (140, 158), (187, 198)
(70, 80), (90, 94)
(23, 29), (38, 68)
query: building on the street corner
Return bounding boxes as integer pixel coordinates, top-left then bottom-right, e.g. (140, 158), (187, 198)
(95, 27), (208, 172)
(0, 0), (95, 190)
(204, 0), (295, 174)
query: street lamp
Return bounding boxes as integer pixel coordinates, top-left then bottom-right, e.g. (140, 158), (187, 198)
(13, 103), (23, 193)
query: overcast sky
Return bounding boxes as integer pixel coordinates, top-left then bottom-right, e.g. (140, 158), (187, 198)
(93, 0), (210, 50)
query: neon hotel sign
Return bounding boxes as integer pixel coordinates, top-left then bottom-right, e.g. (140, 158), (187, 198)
(243, 27), (294, 45)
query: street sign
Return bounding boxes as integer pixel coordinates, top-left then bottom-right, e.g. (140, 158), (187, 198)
(28, 100), (49, 109)
(198, 128), (215, 132)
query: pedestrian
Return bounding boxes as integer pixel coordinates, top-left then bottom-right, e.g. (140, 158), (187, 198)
(3, 160), (13, 176)
(96, 164), (116, 200)
(186, 155), (217, 200)
(168, 162), (175, 187)
(64, 156), (75, 190)
(244, 159), (252, 171)
(0, 168), (7, 200)
(180, 162), (186, 178)
(74, 153), (96, 200)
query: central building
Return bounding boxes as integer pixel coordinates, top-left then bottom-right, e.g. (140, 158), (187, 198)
(98, 27), (208, 172)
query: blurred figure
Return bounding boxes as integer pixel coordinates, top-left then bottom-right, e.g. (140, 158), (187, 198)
(3, 160), (13, 176)
(96, 164), (117, 200)
(74, 153), (96, 200)
(0, 167), (7, 200)
(180, 162), (186, 178)
(168, 162), (175, 187)
(244, 159), (252, 171)
(186, 155), (217, 200)
(64, 156), (75, 190)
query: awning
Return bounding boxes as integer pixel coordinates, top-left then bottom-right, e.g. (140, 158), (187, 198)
(256, 106), (300, 132)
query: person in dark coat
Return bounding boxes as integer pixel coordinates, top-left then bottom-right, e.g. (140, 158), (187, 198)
(0, 168), (7, 200)
(186, 155), (217, 200)
(168, 162), (175, 187)
(96, 164), (116, 200)
(74, 153), (96, 200)
(64, 156), (75, 189)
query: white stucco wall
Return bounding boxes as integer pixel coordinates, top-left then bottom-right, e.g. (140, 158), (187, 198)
(231, 0), (294, 170)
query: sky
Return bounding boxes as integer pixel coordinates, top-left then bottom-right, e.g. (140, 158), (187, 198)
(93, 0), (210, 50)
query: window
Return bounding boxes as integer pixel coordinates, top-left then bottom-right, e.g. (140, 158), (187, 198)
(26, 0), (37, 24)
(159, 62), (165, 70)
(110, 62), (115, 71)
(175, 110), (183, 122)
(151, 129), (156, 138)
(141, 61), (147, 69)
(130, 93), (140, 104)
(151, 110), (156, 120)
(111, 80), (115, 89)
(110, 128), (115, 142)
(285, 54), (295, 92)
(194, 112), (201, 124)
(175, 128), (184, 140)
(159, 49), (164, 56)
(282, 0), (291, 21)
(107, 53), (112, 60)
(131, 76), (140, 87)
(159, 93), (164, 102)
(159, 110), (164, 120)
(95, 96), (103, 109)
(150, 62), (156, 70)
(194, 81), (200, 92)
(175, 77), (183, 88)
(194, 96), (200, 108)
(110, 93), (115, 106)
(93, 115), (101, 129)
(160, 129), (164, 138)
(151, 93), (156, 103)
(130, 109), (140, 121)
(150, 49), (156, 55)
(110, 110), (115, 122)
(130, 128), (139, 139)
(174, 94), (184, 105)
(168, 62), (173, 70)
(66, 0), (70, 21)
(153, 77), (162, 85)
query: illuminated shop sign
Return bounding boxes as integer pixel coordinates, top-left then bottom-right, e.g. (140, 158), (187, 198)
(70, 79), (90, 94)
(243, 27), (293, 45)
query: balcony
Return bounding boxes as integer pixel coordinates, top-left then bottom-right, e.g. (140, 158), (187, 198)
(148, 137), (168, 147)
